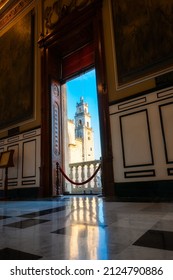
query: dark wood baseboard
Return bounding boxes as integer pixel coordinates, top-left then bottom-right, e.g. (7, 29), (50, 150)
(0, 187), (39, 200)
(114, 180), (173, 202)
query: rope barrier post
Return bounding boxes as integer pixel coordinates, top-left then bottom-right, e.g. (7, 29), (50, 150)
(56, 162), (61, 196)
(100, 157), (103, 196)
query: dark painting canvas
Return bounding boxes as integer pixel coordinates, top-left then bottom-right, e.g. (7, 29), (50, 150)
(0, 10), (34, 130)
(112, 0), (173, 85)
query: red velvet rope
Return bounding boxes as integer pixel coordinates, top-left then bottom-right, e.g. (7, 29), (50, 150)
(57, 163), (101, 185)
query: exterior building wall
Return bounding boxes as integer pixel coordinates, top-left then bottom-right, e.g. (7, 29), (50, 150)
(83, 127), (95, 161)
(68, 97), (95, 163)
(68, 120), (76, 145)
(69, 139), (83, 164)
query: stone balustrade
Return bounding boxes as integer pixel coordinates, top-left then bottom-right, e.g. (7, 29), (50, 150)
(69, 160), (102, 194)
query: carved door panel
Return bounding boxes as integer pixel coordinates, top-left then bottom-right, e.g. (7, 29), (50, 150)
(51, 80), (62, 196)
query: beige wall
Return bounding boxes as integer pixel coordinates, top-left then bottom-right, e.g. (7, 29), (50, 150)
(68, 120), (83, 163)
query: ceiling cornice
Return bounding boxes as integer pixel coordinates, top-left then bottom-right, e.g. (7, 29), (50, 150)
(0, 0), (9, 10)
(0, 0), (32, 31)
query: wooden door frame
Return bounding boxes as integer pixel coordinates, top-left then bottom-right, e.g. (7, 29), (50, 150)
(38, 1), (115, 197)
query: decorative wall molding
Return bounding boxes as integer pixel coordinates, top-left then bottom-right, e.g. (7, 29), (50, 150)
(168, 168), (173, 176)
(22, 180), (36, 185)
(118, 97), (147, 111)
(159, 102), (173, 164)
(0, 0), (9, 10)
(157, 88), (173, 99)
(44, 0), (94, 33)
(0, 128), (40, 189)
(110, 86), (173, 115)
(7, 144), (19, 179)
(22, 139), (36, 178)
(7, 181), (18, 186)
(0, 148), (4, 186)
(120, 109), (154, 168)
(0, 0), (33, 30)
(124, 170), (155, 179)
(110, 87), (173, 182)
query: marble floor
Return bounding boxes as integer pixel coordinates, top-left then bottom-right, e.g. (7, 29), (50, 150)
(0, 195), (173, 259)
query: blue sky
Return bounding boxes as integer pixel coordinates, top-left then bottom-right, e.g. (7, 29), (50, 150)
(66, 69), (101, 160)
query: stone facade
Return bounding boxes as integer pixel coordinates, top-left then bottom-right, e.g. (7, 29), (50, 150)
(68, 97), (95, 163)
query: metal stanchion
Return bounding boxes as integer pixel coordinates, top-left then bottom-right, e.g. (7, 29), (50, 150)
(56, 162), (63, 197)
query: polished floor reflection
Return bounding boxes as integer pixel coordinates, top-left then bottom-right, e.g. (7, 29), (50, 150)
(0, 196), (173, 259)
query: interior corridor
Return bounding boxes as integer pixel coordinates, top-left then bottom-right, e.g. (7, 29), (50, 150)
(0, 195), (173, 260)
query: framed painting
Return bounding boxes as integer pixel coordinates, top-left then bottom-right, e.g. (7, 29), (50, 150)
(0, 10), (35, 130)
(111, 0), (173, 87)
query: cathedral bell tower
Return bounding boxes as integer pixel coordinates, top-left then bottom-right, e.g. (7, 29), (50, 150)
(75, 97), (95, 161)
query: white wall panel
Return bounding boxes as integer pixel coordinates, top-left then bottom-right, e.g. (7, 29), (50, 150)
(120, 110), (153, 167)
(22, 140), (36, 177)
(160, 103), (173, 163)
(110, 86), (173, 182)
(0, 128), (40, 189)
(0, 148), (4, 186)
(7, 144), (19, 185)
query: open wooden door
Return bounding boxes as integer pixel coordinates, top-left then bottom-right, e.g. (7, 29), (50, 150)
(39, 45), (64, 197)
(50, 79), (63, 196)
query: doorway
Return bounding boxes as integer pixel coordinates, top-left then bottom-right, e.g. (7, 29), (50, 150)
(63, 69), (102, 194)
(39, 2), (115, 197)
